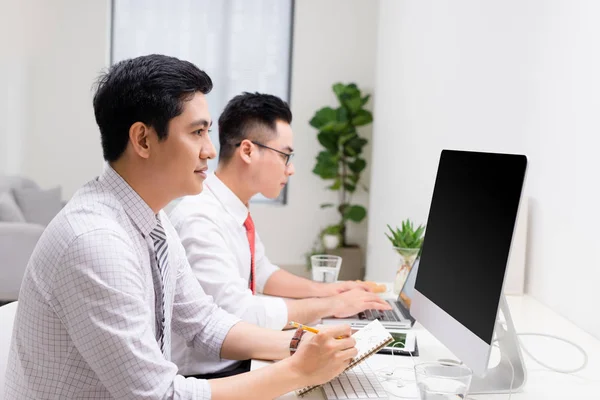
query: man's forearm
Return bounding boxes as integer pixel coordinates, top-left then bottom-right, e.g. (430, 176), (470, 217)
(263, 269), (327, 298)
(284, 297), (335, 325)
(220, 321), (294, 361)
(210, 357), (305, 400)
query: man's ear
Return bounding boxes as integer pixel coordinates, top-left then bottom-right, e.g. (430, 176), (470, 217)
(239, 139), (253, 165)
(129, 122), (152, 159)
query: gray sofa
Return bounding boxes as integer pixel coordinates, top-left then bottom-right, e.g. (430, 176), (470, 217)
(0, 175), (63, 301)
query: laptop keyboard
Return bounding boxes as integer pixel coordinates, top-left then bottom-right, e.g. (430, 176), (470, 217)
(322, 362), (388, 399)
(358, 304), (400, 322)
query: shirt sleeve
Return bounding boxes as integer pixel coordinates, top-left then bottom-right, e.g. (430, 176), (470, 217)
(51, 229), (215, 400)
(253, 230), (281, 293)
(170, 235), (241, 361)
(175, 212), (288, 331)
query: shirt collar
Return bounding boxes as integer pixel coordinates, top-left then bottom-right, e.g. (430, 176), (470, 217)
(205, 172), (249, 227)
(98, 163), (157, 237)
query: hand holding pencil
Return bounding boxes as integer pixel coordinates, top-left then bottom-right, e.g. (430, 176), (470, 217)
(287, 323), (357, 387)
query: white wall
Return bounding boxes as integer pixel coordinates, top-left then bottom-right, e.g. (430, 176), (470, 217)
(253, 0), (380, 267)
(0, 0), (109, 197)
(1, 0), (378, 267)
(367, 0), (600, 339)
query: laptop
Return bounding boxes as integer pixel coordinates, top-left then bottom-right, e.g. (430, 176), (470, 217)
(321, 259), (420, 329)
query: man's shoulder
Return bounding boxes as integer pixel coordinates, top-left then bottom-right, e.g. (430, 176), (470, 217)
(168, 190), (222, 225)
(58, 180), (130, 238)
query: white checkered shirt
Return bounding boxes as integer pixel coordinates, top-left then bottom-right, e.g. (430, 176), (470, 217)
(4, 165), (240, 399)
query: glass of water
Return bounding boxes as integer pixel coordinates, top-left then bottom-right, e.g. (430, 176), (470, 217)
(414, 361), (472, 400)
(310, 255), (342, 283)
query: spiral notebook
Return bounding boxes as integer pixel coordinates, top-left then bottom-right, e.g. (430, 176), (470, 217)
(297, 319), (394, 397)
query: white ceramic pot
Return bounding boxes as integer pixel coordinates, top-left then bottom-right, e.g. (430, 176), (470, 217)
(322, 234), (340, 250)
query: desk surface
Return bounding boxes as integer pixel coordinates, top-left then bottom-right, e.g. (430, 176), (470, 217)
(252, 293), (600, 399)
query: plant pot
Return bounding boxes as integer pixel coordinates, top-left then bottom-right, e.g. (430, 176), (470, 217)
(326, 246), (364, 281)
(322, 234), (340, 250)
(393, 247), (419, 294)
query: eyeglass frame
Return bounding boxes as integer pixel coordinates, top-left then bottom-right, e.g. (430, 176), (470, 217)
(235, 140), (295, 166)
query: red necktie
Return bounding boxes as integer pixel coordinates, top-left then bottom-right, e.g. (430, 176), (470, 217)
(243, 213), (256, 294)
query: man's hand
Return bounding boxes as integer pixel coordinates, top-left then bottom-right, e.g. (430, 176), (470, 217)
(289, 325), (357, 387)
(330, 288), (392, 318)
(317, 280), (373, 297)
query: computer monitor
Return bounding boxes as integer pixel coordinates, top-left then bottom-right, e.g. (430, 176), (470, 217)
(411, 150), (528, 393)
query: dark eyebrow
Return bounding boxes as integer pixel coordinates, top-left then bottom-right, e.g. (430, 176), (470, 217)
(283, 146), (294, 153)
(188, 119), (212, 129)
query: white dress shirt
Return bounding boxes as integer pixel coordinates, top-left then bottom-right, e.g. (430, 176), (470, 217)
(169, 172), (288, 375)
(4, 165), (240, 400)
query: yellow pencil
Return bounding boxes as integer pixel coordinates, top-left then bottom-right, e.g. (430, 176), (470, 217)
(288, 321), (319, 334)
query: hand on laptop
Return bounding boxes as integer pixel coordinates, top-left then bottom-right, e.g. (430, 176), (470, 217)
(330, 288), (392, 318)
(318, 280), (373, 297)
(290, 324), (357, 386)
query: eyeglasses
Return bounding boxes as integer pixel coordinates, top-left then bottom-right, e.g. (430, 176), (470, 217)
(235, 140), (294, 166)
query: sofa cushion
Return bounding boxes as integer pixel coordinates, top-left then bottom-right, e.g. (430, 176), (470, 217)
(12, 186), (63, 226)
(0, 192), (26, 222)
(0, 175), (39, 194)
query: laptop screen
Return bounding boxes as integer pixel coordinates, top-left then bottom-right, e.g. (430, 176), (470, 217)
(397, 258), (420, 309)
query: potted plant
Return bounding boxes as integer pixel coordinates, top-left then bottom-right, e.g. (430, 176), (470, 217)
(309, 82), (373, 280)
(386, 220), (425, 294)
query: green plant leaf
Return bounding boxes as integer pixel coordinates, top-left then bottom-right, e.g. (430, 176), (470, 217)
(344, 183), (356, 192)
(323, 224), (342, 235)
(337, 106), (349, 123)
(328, 178), (342, 190)
(344, 137), (368, 156)
(385, 219), (426, 249)
(332, 83), (346, 98)
(309, 107), (337, 129)
(348, 158), (366, 174)
(320, 203), (335, 209)
(351, 109), (373, 126)
(317, 131), (338, 153)
(360, 94), (371, 107)
(312, 151), (338, 179)
(344, 205), (367, 222)
(339, 132), (357, 146)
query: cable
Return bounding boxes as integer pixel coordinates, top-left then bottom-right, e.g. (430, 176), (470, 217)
(374, 342), (420, 398)
(516, 333), (588, 374)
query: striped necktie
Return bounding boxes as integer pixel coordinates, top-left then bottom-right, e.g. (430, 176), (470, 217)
(149, 217), (171, 357)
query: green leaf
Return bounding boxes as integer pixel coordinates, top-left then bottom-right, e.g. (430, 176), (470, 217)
(344, 205), (367, 223)
(337, 107), (349, 123)
(344, 183), (356, 192)
(347, 174), (359, 184)
(385, 219), (426, 249)
(320, 203), (335, 209)
(360, 95), (371, 107)
(328, 179), (342, 190)
(351, 109), (373, 126)
(312, 151), (338, 179)
(309, 107), (337, 129)
(344, 137), (368, 156)
(345, 97), (363, 114)
(332, 83), (346, 98)
(348, 158), (366, 174)
(317, 131), (338, 153)
(339, 132), (357, 146)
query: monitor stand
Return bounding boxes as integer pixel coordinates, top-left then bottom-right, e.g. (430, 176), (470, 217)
(469, 295), (527, 394)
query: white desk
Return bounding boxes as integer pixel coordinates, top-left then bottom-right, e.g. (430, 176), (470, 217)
(252, 295), (600, 399)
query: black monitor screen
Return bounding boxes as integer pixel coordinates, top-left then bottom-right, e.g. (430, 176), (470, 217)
(415, 150), (527, 344)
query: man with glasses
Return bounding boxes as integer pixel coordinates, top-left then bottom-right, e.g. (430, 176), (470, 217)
(168, 92), (391, 378)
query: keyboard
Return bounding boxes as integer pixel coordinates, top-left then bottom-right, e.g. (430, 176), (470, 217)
(322, 362), (388, 399)
(357, 302), (401, 322)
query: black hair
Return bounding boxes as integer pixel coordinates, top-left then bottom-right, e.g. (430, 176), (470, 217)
(93, 54), (213, 161)
(218, 92), (292, 161)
